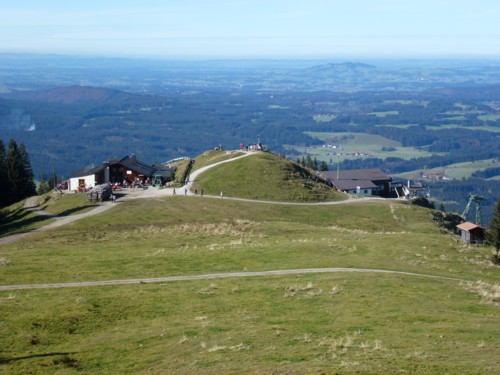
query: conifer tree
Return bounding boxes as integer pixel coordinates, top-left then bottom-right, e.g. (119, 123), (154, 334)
(306, 154), (313, 169)
(18, 143), (37, 199)
(37, 173), (51, 195)
(313, 157), (319, 171)
(48, 171), (59, 190)
(319, 160), (328, 171)
(6, 139), (36, 204)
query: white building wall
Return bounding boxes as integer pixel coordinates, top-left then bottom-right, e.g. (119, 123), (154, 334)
(68, 174), (97, 191)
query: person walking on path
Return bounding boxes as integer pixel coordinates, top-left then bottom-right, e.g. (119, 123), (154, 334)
(184, 187), (188, 195)
(201, 189), (204, 197)
(220, 191), (224, 198)
(173, 188), (176, 196)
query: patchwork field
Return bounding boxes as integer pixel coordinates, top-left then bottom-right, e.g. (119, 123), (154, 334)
(291, 132), (436, 161)
(396, 158), (500, 180)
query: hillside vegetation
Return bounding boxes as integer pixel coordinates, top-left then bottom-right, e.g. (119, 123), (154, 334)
(192, 151), (344, 202)
(0, 153), (498, 374)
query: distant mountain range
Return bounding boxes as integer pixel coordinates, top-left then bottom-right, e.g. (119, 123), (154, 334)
(305, 62), (377, 73)
(9, 85), (151, 105)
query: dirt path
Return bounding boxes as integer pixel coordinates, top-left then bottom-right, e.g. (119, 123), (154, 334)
(0, 268), (464, 291)
(0, 152), (253, 246)
(0, 152), (459, 292)
(0, 151), (393, 247)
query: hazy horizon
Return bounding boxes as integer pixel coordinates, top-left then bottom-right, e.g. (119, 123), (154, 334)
(1, 0), (499, 60)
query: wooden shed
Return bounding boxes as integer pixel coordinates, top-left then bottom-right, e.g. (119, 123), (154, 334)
(456, 222), (485, 244)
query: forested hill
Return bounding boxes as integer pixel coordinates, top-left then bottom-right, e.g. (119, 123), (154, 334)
(26, 86), (142, 104)
(7, 85), (159, 105)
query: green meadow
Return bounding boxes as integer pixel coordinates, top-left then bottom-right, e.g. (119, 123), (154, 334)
(0, 152), (498, 374)
(297, 132), (436, 161)
(397, 158), (500, 180)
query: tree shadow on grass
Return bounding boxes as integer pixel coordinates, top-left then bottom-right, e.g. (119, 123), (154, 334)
(0, 352), (76, 364)
(0, 207), (52, 237)
(491, 254), (500, 265)
(54, 205), (99, 217)
(0, 204), (99, 238)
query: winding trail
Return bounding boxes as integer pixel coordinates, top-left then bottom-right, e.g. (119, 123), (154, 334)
(0, 151), (424, 292)
(0, 152), (252, 246)
(0, 268), (464, 291)
(0, 151), (385, 247)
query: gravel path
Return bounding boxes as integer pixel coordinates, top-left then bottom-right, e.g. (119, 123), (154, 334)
(1, 151), (386, 246)
(0, 152), (419, 291)
(0, 268), (464, 291)
(0, 152), (253, 246)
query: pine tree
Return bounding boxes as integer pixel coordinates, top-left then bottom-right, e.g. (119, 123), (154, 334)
(18, 143), (36, 200)
(48, 171), (59, 190)
(319, 160), (328, 171)
(488, 198), (500, 259)
(37, 173), (51, 195)
(6, 139), (36, 204)
(306, 154), (313, 169)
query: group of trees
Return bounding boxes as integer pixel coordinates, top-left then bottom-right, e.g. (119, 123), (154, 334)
(296, 154), (328, 172)
(0, 138), (36, 207)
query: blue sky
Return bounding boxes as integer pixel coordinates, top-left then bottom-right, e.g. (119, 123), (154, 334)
(1, 0), (499, 59)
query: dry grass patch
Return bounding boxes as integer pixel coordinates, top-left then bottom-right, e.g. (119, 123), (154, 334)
(284, 281), (342, 298)
(115, 219), (257, 240)
(463, 281), (500, 305)
(329, 224), (406, 235)
(197, 283), (219, 295)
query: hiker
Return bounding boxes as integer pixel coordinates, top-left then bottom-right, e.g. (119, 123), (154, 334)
(184, 187), (187, 195)
(201, 189), (204, 197)
(173, 188), (176, 196)
(195, 189), (198, 195)
(220, 191), (224, 198)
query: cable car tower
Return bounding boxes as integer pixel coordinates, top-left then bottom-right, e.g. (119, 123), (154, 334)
(461, 194), (485, 225)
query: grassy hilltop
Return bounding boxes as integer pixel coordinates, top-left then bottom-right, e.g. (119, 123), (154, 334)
(191, 151), (345, 202)
(0, 151), (498, 374)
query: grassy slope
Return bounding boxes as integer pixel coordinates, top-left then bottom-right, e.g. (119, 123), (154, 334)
(192, 151), (344, 202)
(0, 154), (499, 374)
(191, 150), (246, 173)
(0, 193), (97, 238)
(0, 201), (53, 238)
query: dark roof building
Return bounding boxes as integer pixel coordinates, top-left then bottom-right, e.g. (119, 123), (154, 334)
(321, 168), (392, 196)
(68, 155), (175, 191)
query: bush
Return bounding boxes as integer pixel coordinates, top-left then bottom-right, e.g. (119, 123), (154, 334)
(432, 211), (463, 231)
(411, 197), (435, 209)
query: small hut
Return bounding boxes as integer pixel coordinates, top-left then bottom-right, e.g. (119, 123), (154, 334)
(456, 222), (485, 244)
